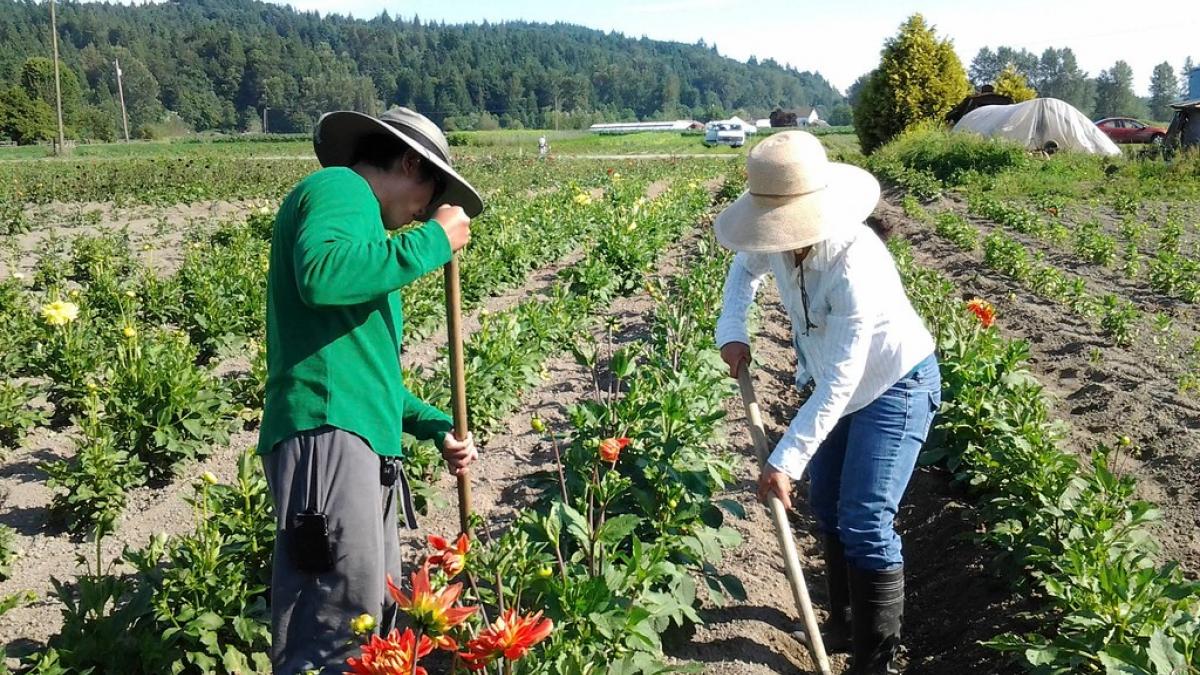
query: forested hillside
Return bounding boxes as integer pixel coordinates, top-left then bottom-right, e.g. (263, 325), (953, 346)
(0, 0), (843, 141)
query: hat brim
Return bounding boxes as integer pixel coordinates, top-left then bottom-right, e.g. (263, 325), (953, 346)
(713, 163), (880, 253)
(313, 111), (484, 218)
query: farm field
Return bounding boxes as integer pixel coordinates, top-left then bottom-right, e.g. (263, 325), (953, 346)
(865, 129), (1200, 571)
(0, 133), (1198, 674)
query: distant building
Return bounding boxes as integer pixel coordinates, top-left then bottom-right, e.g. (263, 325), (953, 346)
(589, 120), (702, 134)
(769, 107), (821, 127)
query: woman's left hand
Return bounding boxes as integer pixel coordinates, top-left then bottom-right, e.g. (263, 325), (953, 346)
(756, 464), (793, 510)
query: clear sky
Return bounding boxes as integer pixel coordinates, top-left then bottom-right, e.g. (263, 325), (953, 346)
(267, 0), (1196, 96)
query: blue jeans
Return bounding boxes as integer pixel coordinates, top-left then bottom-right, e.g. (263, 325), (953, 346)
(807, 353), (941, 571)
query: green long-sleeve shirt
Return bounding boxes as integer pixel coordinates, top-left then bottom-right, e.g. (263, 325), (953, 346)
(257, 166), (453, 458)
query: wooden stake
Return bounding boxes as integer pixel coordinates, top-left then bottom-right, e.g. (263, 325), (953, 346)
(736, 366), (832, 675)
(444, 256), (472, 536)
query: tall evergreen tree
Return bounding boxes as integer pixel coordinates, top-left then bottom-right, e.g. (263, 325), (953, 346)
(969, 47), (1001, 87)
(1094, 61), (1147, 119)
(854, 14), (970, 153)
(1034, 47), (1094, 114)
(969, 45), (1037, 87)
(1148, 61), (1179, 121)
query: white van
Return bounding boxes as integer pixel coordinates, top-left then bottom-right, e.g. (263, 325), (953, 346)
(704, 123), (746, 148)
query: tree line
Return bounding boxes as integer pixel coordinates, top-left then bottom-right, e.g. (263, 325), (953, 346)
(0, 0), (843, 143)
(847, 44), (1193, 132)
(965, 46), (1192, 122)
(849, 15), (1194, 153)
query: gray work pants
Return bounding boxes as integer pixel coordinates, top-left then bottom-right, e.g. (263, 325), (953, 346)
(263, 426), (414, 674)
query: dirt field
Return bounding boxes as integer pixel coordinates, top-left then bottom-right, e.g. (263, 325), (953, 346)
(872, 194), (1200, 575)
(4, 163), (1197, 673)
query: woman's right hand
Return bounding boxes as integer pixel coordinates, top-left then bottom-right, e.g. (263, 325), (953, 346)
(720, 342), (751, 379)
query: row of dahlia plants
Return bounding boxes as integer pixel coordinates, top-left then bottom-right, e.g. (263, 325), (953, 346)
(890, 238), (1200, 673)
(346, 232), (748, 673)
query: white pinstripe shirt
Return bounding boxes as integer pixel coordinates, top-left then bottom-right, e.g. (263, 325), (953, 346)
(715, 223), (936, 479)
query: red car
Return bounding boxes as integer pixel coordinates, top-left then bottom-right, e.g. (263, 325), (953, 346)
(1096, 118), (1168, 144)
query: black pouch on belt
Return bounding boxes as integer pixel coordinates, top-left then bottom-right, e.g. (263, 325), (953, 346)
(287, 457), (335, 574)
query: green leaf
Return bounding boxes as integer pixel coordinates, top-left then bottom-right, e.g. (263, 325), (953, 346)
(222, 646), (250, 674)
(716, 499), (747, 519)
(1097, 650), (1146, 675)
(610, 347), (638, 379)
(554, 502), (590, 548)
(1024, 645), (1059, 666)
(714, 526), (742, 548)
(1147, 630), (1184, 674)
(180, 418), (206, 439)
(193, 611), (225, 631)
(1042, 576), (1066, 599)
(626, 612), (662, 651)
(597, 515), (641, 546)
(251, 653), (272, 673)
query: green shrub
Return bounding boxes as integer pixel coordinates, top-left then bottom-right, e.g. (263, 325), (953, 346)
(853, 14), (971, 153)
(871, 122), (1029, 186)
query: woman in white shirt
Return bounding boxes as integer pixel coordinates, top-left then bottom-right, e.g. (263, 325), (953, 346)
(714, 131), (940, 675)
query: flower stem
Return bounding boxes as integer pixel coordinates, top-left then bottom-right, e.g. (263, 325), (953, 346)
(411, 628), (423, 675)
(550, 434), (570, 505)
(466, 571), (491, 628)
(495, 570), (506, 613)
(553, 539), (567, 582)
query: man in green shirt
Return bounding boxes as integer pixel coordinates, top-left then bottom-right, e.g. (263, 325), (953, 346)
(258, 107), (482, 673)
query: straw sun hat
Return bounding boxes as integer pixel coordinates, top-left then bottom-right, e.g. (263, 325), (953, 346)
(714, 131), (881, 253)
(313, 107), (484, 218)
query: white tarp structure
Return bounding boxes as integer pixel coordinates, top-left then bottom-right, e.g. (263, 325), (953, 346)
(952, 98), (1120, 156)
(716, 115), (758, 134)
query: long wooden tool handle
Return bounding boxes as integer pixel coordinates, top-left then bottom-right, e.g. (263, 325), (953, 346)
(444, 257), (472, 536)
(736, 367), (832, 675)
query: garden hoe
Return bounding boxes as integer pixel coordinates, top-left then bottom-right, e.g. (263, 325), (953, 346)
(444, 255), (473, 536)
(736, 365), (833, 675)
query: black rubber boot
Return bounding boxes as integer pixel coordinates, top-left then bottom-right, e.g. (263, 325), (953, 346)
(846, 565), (905, 675)
(794, 534), (852, 654)
(822, 534), (853, 653)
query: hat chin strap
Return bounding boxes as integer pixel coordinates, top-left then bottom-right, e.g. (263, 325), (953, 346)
(748, 182), (829, 199)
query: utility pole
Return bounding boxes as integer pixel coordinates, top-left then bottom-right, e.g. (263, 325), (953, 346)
(262, 106), (269, 134)
(115, 58), (130, 142)
(49, 0), (66, 154)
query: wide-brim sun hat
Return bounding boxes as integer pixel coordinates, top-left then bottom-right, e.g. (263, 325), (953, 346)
(714, 131), (880, 253)
(313, 107), (484, 218)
